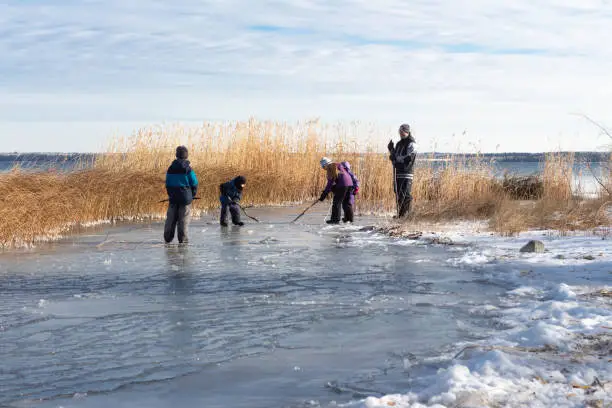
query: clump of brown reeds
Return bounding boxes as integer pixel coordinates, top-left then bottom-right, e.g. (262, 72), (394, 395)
(96, 120), (355, 209)
(410, 155), (501, 220)
(0, 168), (164, 247)
(542, 152), (575, 201)
(490, 152), (611, 235)
(490, 197), (610, 236)
(0, 120), (609, 247)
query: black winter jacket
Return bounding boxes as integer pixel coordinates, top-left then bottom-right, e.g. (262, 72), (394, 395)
(389, 138), (417, 175)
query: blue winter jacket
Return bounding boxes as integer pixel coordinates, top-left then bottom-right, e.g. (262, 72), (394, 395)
(219, 178), (243, 205)
(166, 159), (198, 205)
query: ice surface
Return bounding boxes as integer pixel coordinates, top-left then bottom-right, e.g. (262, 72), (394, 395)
(0, 209), (508, 408)
(1, 210), (610, 407)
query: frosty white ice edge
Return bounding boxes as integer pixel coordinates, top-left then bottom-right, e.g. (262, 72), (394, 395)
(356, 229), (611, 408)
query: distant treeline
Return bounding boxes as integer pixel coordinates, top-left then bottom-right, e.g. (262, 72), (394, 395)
(0, 151), (608, 164)
(0, 153), (97, 163)
(416, 152), (609, 162)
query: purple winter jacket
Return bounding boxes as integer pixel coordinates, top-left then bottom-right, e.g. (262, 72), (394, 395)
(340, 161), (359, 190)
(323, 163), (353, 193)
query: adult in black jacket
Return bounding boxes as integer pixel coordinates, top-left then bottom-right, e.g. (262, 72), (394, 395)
(388, 124), (416, 218)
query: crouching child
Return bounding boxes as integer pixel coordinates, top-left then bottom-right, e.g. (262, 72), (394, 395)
(219, 176), (247, 227)
(164, 146), (198, 243)
(319, 157), (354, 224)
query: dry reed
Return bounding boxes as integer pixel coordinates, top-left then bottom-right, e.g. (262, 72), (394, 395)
(543, 152), (574, 201)
(0, 120), (609, 247)
(490, 152), (611, 235)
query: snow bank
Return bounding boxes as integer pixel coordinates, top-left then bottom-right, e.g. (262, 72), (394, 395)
(350, 228), (612, 408)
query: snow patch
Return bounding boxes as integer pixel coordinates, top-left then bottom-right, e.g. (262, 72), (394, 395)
(351, 225), (612, 408)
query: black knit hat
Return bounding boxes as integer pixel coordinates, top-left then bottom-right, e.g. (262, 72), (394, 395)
(176, 145), (188, 159)
(234, 175), (246, 189)
(399, 124), (415, 142)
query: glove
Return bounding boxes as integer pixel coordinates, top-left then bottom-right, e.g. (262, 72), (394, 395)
(387, 140), (394, 152)
(353, 187), (359, 195)
(319, 191), (328, 201)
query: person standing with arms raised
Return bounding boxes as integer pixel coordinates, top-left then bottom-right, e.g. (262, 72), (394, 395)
(388, 124), (417, 218)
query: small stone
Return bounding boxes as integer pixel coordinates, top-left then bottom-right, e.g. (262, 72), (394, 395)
(520, 240), (545, 253)
(428, 236), (454, 245)
(554, 254), (565, 260)
(405, 232), (423, 240)
(583, 255), (596, 260)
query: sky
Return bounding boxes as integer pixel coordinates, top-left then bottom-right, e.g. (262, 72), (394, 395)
(1, 0), (612, 153)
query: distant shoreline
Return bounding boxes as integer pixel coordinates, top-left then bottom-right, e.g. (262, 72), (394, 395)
(0, 151), (609, 164)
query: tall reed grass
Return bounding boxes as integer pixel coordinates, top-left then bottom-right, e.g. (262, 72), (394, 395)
(600, 153), (612, 199)
(490, 152), (610, 236)
(0, 119), (608, 247)
(543, 152), (575, 201)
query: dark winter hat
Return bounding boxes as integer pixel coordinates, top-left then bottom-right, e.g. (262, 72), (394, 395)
(234, 175), (247, 187)
(176, 145), (188, 159)
(399, 124), (411, 135)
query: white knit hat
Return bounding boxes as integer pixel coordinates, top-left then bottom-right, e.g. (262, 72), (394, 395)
(320, 157), (332, 169)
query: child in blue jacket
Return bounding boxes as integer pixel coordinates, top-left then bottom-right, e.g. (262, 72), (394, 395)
(164, 146), (198, 243)
(219, 176), (246, 226)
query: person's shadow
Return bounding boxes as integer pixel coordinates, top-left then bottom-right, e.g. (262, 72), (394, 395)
(165, 244), (191, 274)
(164, 245), (197, 358)
(219, 224), (245, 243)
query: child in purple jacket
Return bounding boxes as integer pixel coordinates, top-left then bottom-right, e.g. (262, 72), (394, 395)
(319, 157), (354, 224)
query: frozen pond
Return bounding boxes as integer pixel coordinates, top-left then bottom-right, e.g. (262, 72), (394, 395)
(0, 208), (513, 407)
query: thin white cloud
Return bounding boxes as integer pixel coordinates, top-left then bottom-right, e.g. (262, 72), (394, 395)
(1, 0), (611, 151)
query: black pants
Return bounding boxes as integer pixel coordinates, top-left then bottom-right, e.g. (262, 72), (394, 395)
(330, 186), (354, 223)
(395, 177), (413, 218)
(220, 202), (241, 225)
